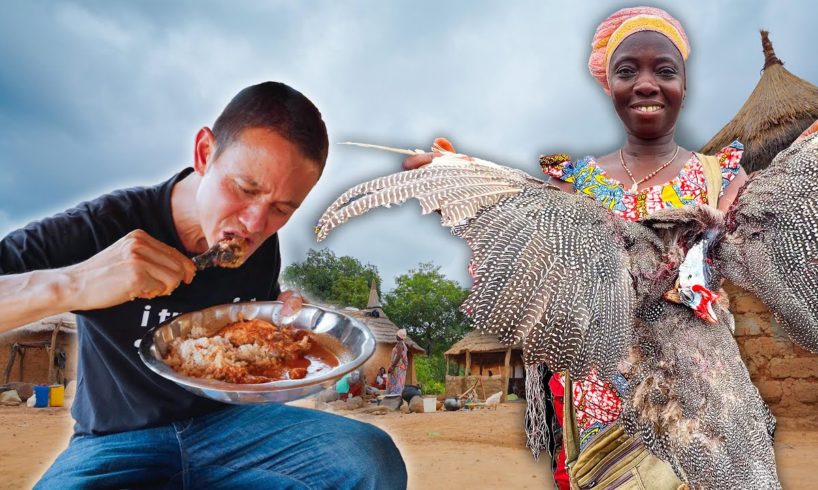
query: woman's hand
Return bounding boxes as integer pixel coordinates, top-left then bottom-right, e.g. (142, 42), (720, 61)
(278, 289), (307, 317)
(402, 153), (437, 170)
(401, 137), (456, 170)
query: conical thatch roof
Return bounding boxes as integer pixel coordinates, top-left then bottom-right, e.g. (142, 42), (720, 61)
(366, 279), (381, 309)
(343, 308), (425, 354)
(444, 330), (521, 356)
(700, 31), (818, 173)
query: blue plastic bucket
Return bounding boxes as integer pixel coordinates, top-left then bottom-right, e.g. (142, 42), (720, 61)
(33, 385), (50, 408)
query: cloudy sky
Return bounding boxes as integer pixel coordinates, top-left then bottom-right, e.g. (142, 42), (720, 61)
(2, 1), (816, 291)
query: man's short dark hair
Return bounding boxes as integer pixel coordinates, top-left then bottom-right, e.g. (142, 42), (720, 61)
(212, 81), (329, 174)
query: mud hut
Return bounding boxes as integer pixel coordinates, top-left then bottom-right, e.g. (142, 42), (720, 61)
(343, 280), (425, 386)
(701, 31), (818, 173)
(0, 313), (77, 386)
(444, 331), (524, 401)
(701, 31), (818, 424)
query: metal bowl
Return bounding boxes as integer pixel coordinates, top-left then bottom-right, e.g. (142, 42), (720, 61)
(139, 301), (375, 404)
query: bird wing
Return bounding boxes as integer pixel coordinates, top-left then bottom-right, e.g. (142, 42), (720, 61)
(715, 132), (818, 352)
(316, 148), (637, 377)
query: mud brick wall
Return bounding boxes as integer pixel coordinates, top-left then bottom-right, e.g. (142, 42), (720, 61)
(446, 376), (465, 398)
(0, 332), (77, 385)
(726, 282), (818, 425)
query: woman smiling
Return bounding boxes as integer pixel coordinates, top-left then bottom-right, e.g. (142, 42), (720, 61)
(539, 7), (748, 489)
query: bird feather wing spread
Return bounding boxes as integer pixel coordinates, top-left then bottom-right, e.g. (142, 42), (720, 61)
(716, 132), (818, 352)
(316, 151), (636, 377)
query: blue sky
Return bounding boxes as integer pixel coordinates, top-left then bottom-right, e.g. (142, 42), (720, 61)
(2, 1), (816, 290)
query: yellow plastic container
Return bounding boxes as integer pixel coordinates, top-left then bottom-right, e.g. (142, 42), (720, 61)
(49, 385), (64, 407)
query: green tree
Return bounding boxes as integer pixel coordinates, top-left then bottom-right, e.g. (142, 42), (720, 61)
(282, 248), (381, 308)
(414, 353), (447, 394)
(383, 262), (471, 357)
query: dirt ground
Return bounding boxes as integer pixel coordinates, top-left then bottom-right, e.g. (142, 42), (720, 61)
(0, 401), (816, 490)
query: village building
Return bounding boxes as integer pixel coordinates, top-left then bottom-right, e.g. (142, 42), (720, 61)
(0, 313), (77, 386)
(701, 31), (818, 422)
(342, 280), (425, 387)
(444, 330), (524, 401)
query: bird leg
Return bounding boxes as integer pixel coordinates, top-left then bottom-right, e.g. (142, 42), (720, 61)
(192, 234), (249, 270)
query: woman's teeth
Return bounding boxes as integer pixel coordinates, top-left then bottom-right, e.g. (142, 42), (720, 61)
(635, 105), (662, 113)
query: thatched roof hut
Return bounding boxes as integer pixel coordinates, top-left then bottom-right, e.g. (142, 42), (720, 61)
(445, 330), (520, 357)
(700, 31), (818, 173)
(344, 308), (425, 353)
(0, 313), (77, 385)
(444, 330), (524, 400)
(341, 280), (425, 385)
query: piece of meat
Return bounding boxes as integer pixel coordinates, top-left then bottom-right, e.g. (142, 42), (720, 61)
(192, 234), (248, 270)
(218, 319), (279, 346)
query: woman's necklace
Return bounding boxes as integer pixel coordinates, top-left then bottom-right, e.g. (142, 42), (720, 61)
(619, 145), (680, 193)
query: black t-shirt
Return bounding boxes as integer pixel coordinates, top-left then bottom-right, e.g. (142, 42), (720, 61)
(0, 168), (282, 434)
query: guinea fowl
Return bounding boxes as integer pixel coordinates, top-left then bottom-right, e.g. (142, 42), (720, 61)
(315, 132), (818, 489)
(485, 391), (503, 411)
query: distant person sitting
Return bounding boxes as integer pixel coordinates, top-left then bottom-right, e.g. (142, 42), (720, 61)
(336, 373), (351, 400)
(375, 366), (387, 390)
(347, 370), (364, 399)
(336, 371), (364, 401)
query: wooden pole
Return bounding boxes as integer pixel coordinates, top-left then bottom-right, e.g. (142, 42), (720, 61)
(502, 347), (512, 401)
(47, 323), (61, 384)
(408, 354), (415, 385)
(465, 350), (471, 376)
(3, 344), (19, 384)
(18, 348), (25, 381)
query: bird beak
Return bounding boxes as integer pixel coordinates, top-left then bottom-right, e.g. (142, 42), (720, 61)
(679, 285), (719, 324)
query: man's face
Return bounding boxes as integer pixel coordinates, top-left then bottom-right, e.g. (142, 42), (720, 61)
(194, 127), (320, 257)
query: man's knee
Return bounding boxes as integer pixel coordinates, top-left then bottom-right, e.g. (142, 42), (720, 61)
(335, 422), (407, 488)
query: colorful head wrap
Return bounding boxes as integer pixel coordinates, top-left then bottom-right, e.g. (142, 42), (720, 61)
(589, 7), (690, 95)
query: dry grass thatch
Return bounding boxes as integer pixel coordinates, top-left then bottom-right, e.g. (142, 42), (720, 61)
(343, 308), (425, 354)
(700, 31), (818, 173)
(444, 330), (521, 357)
(0, 313), (77, 342)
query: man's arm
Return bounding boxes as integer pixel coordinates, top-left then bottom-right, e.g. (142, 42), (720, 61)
(0, 229), (195, 333)
(0, 268), (75, 333)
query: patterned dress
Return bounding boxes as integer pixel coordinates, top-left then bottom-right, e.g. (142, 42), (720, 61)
(387, 340), (408, 395)
(541, 142), (743, 469)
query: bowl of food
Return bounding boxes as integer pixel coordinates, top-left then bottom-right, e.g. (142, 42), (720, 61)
(139, 301), (375, 404)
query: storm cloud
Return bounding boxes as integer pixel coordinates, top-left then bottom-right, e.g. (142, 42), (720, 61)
(2, 1), (816, 289)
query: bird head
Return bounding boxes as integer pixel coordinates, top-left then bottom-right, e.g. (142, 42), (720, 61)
(667, 240), (720, 324)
